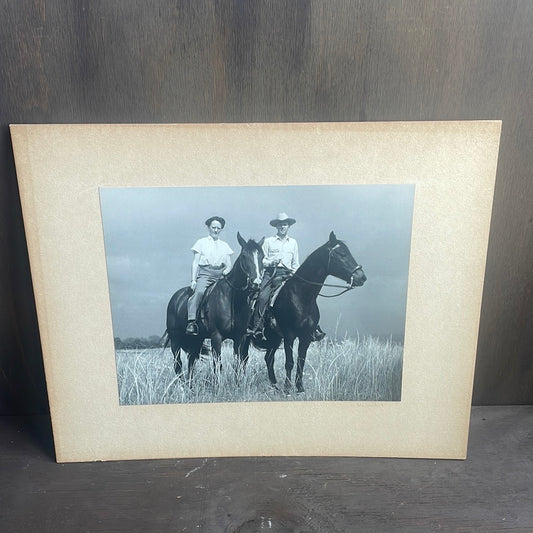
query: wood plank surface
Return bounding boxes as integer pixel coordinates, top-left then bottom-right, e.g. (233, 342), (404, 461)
(1, 406), (532, 531)
(1, 0), (532, 414)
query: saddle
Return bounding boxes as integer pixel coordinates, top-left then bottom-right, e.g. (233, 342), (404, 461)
(196, 280), (220, 328)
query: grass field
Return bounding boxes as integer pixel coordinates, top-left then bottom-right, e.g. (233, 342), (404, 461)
(115, 335), (403, 405)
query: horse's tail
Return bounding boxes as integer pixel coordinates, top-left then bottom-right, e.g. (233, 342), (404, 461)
(160, 330), (170, 349)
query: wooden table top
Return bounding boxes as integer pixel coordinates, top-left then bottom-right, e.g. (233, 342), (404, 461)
(1, 405), (532, 532)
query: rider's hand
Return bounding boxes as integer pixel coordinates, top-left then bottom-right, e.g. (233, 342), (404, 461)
(190, 280), (197, 291)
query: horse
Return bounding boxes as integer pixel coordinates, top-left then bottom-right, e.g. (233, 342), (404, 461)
(242, 231), (366, 393)
(164, 232), (264, 383)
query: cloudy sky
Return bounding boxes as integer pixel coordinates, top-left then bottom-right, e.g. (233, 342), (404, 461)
(99, 184), (414, 341)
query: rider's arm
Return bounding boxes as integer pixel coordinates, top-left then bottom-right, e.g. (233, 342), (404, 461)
(291, 241), (300, 272)
(262, 238), (271, 266)
(222, 254), (231, 275)
(190, 252), (200, 290)
(262, 238), (278, 267)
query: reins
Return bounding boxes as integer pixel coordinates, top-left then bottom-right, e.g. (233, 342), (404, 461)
(290, 272), (355, 298)
(222, 256), (255, 292)
(290, 246), (363, 298)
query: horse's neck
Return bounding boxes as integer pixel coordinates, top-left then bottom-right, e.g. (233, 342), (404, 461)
(226, 256), (247, 288)
(293, 248), (328, 300)
(297, 247), (328, 281)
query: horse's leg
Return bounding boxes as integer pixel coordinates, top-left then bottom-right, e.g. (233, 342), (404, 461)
(283, 335), (296, 393)
(295, 336), (312, 393)
(187, 349), (200, 386)
(237, 336), (251, 371)
(231, 341), (240, 381)
(211, 333), (223, 380)
(170, 337), (183, 378)
(265, 348), (276, 387)
(264, 338), (282, 388)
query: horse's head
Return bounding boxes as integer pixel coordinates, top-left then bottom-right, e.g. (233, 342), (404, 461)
(237, 232), (265, 289)
(325, 231), (367, 288)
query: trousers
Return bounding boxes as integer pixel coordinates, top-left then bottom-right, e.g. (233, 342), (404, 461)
(187, 265), (224, 321)
(251, 266), (291, 329)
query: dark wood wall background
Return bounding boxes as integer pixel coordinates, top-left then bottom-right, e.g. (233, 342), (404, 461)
(1, 0), (532, 415)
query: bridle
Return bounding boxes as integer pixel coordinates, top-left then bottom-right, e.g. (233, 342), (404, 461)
(217, 249), (262, 333)
(292, 244), (363, 298)
(222, 251), (261, 292)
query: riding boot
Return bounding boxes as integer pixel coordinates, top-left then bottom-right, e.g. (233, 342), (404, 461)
(312, 324), (326, 342)
(186, 320), (199, 335)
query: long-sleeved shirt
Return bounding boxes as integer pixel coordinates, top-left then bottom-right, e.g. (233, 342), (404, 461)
(262, 235), (299, 272)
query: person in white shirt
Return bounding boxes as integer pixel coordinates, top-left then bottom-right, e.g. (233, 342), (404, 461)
(186, 216), (233, 335)
(249, 212), (326, 342)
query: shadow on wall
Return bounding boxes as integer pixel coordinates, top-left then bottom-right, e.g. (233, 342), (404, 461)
(0, 128), (49, 417)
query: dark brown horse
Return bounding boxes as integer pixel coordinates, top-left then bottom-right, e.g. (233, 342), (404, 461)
(164, 233), (264, 382)
(242, 231), (366, 393)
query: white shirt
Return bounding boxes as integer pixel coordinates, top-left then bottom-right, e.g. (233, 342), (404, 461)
(262, 235), (299, 272)
(192, 236), (233, 266)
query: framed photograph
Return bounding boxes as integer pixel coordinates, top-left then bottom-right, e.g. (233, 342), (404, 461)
(11, 122), (501, 462)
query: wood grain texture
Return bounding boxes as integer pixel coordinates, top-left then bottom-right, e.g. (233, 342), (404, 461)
(2, 407), (532, 531)
(0, 0), (532, 412)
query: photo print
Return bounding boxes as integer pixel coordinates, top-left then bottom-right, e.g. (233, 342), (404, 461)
(100, 184), (414, 405)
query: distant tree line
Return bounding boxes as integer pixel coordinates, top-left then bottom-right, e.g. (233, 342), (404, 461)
(114, 335), (163, 350)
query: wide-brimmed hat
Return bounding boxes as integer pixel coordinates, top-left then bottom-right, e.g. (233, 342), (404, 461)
(269, 212), (296, 227)
(205, 216), (226, 228)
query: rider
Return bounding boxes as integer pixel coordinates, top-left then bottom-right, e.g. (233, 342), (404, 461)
(186, 216), (233, 335)
(249, 212), (325, 342)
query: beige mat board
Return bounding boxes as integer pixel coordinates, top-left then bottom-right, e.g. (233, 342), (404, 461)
(10, 122), (501, 462)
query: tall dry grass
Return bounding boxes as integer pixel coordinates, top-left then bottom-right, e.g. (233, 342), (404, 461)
(115, 335), (403, 405)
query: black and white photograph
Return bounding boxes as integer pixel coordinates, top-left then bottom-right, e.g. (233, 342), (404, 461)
(100, 184), (414, 405)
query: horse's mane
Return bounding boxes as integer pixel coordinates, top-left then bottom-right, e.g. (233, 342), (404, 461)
(224, 237), (263, 281)
(295, 237), (344, 274)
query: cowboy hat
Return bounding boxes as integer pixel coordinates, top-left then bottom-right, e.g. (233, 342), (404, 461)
(205, 216), (226, 228)
(269, 212), (296, 227)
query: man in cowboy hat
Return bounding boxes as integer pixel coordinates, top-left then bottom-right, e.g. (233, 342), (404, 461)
(249, 212), (325, 341)
(186, 215), (233, 335)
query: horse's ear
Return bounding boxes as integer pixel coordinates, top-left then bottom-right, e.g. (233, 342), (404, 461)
(237, 232), (246, 248)
(258, 236), (265, 247)
(329, 231), (337, 244)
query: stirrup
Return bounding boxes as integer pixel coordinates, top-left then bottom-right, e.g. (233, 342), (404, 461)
(253, 328), (267, 342)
